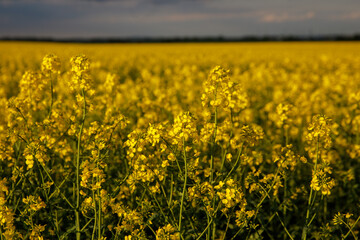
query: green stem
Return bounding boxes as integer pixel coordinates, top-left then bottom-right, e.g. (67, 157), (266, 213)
(98, 188), (101, 240)
(185, 212), (199, 238)
(145, 222), (157, 236)
(158, 179), (178, 226)
(91, 190), (97, 240)
(6, 177), (23, 202)
(302, 136), (319, 240)
(160, 136), (183, 176)
(39, 161), (74, 209)
(49, 73), (54, 118)
(199, 217), (214, 240)
(81, 218), (94, 232)
(220, 110), (234, 172)
(223, 143), (244, 182)
(342, 215), (360, 240)
(179, 137), (188, 237)
(169, 174), (173, 206)
(222, 215), (231, 240)
(142, 184), (172, 227)
(230, 228), (244, 240)
(196, 202), (221, 240)
(236, 168), (280, 240)
(276, 212), (294, 240)
(283, 174), (287, 236)
(76, 88), (86, 240)
(206, 210), (210, 240)
(35, 158), (61, 237)
(210, 82), (218, 185)
(210, 84), (218, 240)
(210, 106), (218, 185)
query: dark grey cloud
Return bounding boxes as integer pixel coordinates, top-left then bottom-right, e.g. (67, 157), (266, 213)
(0, 0), (359, 38)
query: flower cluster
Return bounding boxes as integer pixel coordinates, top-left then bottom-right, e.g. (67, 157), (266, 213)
(275, 103), (293, 128)
(0, 178), (19, 239)
(230, 124), (264, 148)
(201, 66), (248, 112)
(272, 144), (305, 172)
(214, 178), (246, 214)
(22, 195), (46, 213)
(310, 166), (336, 195)
(188, 181), (214, 213)
(41, 54), (61, 75)
(156, 224), (180, 240)
(168, 112), (197, 145)
(23, 141), (50, 169)
(306, 114), (332, 149)
(333, 212), (353, 225)
(70, 54), (92, 91)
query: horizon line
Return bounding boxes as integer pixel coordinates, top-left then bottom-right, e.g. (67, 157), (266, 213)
(1, 33), (360, 43)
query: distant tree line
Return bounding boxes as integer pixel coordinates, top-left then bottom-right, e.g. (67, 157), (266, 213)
(1, 34), (360, 43)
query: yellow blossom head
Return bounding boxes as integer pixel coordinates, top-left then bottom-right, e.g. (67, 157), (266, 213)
(70, 54), (90, 75)
(41, 54), (61, 74)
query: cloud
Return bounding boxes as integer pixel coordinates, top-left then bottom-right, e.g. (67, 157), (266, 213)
(331, 11), (360, 20)
(0, 0), (140, 5)
(163, 12), (238, 22)
(129, 12), (246, 23)
(0, 0), (359, 38)
(0, 0), (201, 5)
(260, 11), (315, 23)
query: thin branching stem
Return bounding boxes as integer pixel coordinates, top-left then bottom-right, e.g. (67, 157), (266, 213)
(302, 136), (320, 240)
(179, 136), (188, 237)
(76, 88), (86, 240)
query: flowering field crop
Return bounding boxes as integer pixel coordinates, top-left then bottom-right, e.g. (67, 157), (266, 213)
(0, 41), (360, 239)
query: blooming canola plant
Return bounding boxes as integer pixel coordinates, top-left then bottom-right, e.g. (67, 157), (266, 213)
(0, 42), (359, 239)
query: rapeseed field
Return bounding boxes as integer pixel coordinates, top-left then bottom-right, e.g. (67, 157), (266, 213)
(0, 41), (360, 239)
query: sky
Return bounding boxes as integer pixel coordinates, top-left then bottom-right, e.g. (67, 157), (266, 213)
(0, 0), (359, 38)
